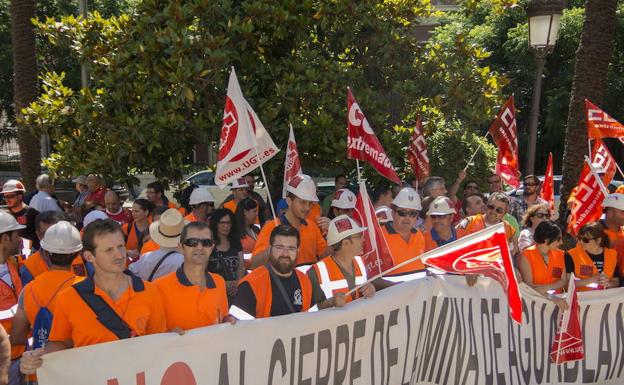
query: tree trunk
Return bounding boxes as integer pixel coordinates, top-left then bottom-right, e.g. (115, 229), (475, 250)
(558, 0), (618, 227)
(11, 0), (40, 191)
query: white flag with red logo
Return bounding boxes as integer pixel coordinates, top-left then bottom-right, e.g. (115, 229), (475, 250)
(586, 100), (624, 140)
(215, 68), (280, 186)
(567, 157), (610, 236)
(550, 275), (584, 364)
(590, 138), (617, 186)
(347, 88), (401, 184)
(489, 96), (520, 188)
(421, 223), (522, 323)
(407, 116), (430, 183)
(353, 182), (394, 276)
(282, 124), (303, 198)
(541, 152), (555, 212)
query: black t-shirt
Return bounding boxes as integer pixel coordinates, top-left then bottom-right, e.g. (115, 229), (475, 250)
(11, 206), (39, 250)
(564, 250), (609, 275)
(208, 245), (241, 281)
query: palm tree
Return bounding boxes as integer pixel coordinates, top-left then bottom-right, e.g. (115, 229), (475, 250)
(11, 0), (40, 191)
(559, 0), (618, 225)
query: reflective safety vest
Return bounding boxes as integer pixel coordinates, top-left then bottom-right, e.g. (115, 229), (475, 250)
(0, 259), (24, 359)
(311, 256), (367, 303)
(521, 245), (564, 285)
(568, 244), (616, 291)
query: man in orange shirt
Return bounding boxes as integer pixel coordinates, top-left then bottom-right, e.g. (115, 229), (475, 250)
(222, 178), (250, 216)
(154, 221), (229, 331)
(185, 188), (215, 223)
(20, 219), (166, 375)
(423, 196), (458, 252)
(251, 175), (328, 269)
(601, 194), (624, 277)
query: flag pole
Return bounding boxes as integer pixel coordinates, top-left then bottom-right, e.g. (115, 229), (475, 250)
(356, 159), (362, 183)
(463, 143), (483, 172)
(254, 147), (278, 224)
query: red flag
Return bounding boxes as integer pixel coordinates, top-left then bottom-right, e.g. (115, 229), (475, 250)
(489, 96), (520, 188)
(590, 138), (616, 186)
(586, 100), (624, 140)
(407, 117), (430, 183)
(353, 182), (394, 277)
(422, 223), (522, 323)
(567, 158), (609, 236)
(347, 88), (401, 184)
(550, 275), (584, 364)
(282, 124), (302, 198)
(540, 152), (555, 212)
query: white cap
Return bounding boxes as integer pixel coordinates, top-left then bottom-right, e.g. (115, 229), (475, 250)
(0, 211), (25, 234)
(427, 196), (456, 216)
(603, 193), (624, 211)
(331, 189), (356, 209)
(286, 174), (318, 202)
(375, 206), (393, 223)
(231, 178), (249, 189)
(189, 188), (215, 205)
(83, 210), (108, 228)
(40, 221), (82, 254)
(327, 215), (367, 246)
(1, 180), (25, 194)
(122, 200), (133, 209)
(392, 187), (422, 210)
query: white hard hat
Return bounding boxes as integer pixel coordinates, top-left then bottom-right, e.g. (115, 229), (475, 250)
(0, 211), (25, 234)
(375, 206), (393, 223)
(427, 196), (456, 216)
(331, 189), (356, 209)
(327, 215), (367, 246)
(83, 210), (108, 228)
(230, 178), (249, 189)
(40, 220), (82, 254)
(603, 193), (624, 211)
(189, 188), (215, 205)
(392, 187), (422, 210)
(286, 174), (318, 202)
(1, 179), (25, 194)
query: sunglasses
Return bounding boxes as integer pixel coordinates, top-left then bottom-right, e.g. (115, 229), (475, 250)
(396, 209), (419, 218)
(3, 194), (18, 199)
(534, 212), (550, 219)
(183, 238), (215, 248)
(580, 237), (597, 243)
(486, 204), (505, 214)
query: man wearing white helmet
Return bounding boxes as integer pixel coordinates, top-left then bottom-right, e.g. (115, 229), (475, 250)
(251, 174), (328, 268)
(185, 188), (215, 223)
(1, 179), (39, 250)
(381, 187), (427, 282)
(307, 215), (375, 305)
(601, 194), (624, 277)
(222, 178), (251, 217)
(329, 189), (356, 219)
(10, 221), (82, 353)
(423, 196), (458, 252)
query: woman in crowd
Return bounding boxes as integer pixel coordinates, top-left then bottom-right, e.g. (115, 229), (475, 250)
(235, 198), (260, 255)
(564, 222), (619, 291)
(209, 209), (244, 300)
(518, 204), (551, 251)
(122, 198), (153, 261)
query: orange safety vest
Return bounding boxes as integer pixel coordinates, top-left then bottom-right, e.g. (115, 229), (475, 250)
(237, 266), (312, 319)
(456, 214), (515, 240)
(122, 221), (150, 251)
(567, 244), (617, 290)
(521, 245), (565, 285)
(0, 258), (24, 359)
(311, 256), (366, 303)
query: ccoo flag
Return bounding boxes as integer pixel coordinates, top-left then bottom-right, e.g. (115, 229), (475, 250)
(586, 100), (624, 140)
(407, 116), (430, 183)
(540, 152), (555, 212)
(489, 96), (520, 188)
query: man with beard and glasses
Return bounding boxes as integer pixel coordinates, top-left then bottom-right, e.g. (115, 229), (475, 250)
(229, 225), (345, 320)
(509, 175), (547, 223)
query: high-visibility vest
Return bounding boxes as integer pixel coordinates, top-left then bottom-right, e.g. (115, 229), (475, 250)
(0, 259), (24, 359)
(568, 244), (616, 291)
(521, 245), (564, 285)
(311, 256), (366, 303)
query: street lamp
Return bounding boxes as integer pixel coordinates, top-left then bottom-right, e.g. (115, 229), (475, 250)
(525, 0), (564, 175)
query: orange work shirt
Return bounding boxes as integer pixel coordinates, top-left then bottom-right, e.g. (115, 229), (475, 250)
(381, 223), (426, 275)
(252, 215), (327, 266)
(23, 270), (77, 326)
(306, 203), (322, 223)
(20, 250), (87, 285)
(49, 272), (166, 348)
(154, 266), (228, 331)
(456, 214), (516, 241)
(140, 239), (160, 256)
(521, 245), (565, 285)
(601, 222), (624, 276)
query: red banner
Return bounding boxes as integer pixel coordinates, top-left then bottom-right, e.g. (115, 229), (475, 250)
(489, 96), (520, 188)
(590, 138), (616, 186)
(586, 100), (624, 140)
(540, 152), (555, 212)
(567, 160), (608, 236)
(550, 277), (584, 364)
(407, 117), (430, 183)
(347, 89), (401, 184)
(282, 125), (302, 198)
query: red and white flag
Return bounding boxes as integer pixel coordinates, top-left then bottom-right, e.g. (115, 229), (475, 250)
(590, 138), (617, 186)
(407, 117), (430, 183)
(282, 124), (303, 198)
(586, 100), (624, 140)
(353, 182), (394, 277)
(489, 96), (520, 188)
(421, 223), (522, 323)
(567, 157), (610, 236)
(347, 88), (401, 184)
(215, 68), (280, 186)
(550, 275), (584, 364)
(540, 152), (555, 212)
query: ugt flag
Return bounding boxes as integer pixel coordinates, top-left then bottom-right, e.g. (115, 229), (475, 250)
(489, 96), (520, 188)
(282, 124), (302, 198)
(407, 116), (430, 183)
(550, 275), (584, 364)
(215, 68), (279, 186)
(586, 99), (624, 140)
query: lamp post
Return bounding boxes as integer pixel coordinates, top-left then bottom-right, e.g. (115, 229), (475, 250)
(525, 0), (564, 175)
(79, 0), (88, 88)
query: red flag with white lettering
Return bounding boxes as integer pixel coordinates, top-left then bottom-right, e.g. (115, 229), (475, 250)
(407, 117), (430, 183)
(541, 152), (555, 212)
(586, 100), (624, 140)
(567, 158), (609, 236)
(550, 275), (584, 364)
(590, 138), (617, 186)
(422, 223), (522, 323)
(353, 182), (394, 277)
(282, 124), (303, 198)
(347, 88), (401, 184)
(489, 96), (520, 188)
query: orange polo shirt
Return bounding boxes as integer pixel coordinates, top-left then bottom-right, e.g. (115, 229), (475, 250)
(381, 223), (426, 275)
(602, 221), (624, 276)
(306, 203), (322, 223)
(252, 215), (327, 266)
(49, 272), (166, 348)
(154, 266), (228, 330)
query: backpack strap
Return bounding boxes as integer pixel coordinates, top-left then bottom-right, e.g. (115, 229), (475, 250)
(148, 251), (177, 281)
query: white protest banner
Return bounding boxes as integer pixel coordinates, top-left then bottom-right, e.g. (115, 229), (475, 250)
(38, 276), (624, 385)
